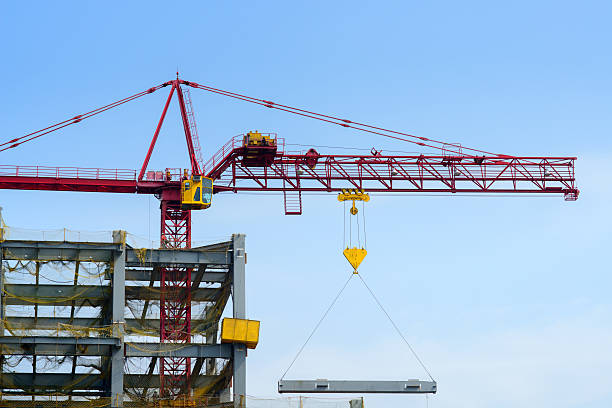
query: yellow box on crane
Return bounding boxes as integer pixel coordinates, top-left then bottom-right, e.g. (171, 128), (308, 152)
(181, 175), (213, 210)
(221, 318), (260, 349)
(243, 131), (276, 147)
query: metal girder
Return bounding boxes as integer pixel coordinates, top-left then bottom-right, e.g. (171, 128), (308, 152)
(126, 286), (217, 302)
(5, 317), (210, 332)
(278, 380), (437, 394)
(1, 241), (118, 262)
(232, 234), (247, 407)
(206, 144), (578, 200)
(125, 343), (232, 358)
(0, 336), (120, 356)
(126, 248), (230, 266)
(128, 373), (220, 389)
(0, 241), (232, 266)
(3, 284), (217, 306)
(0, 399), (105, 407)
(0, 373), (105, 391)
(0, 402), (233, 408)
(3, 284), (110, 306)
(111, 231), (126, 407)
(125, 269), (228, 283)
(0, 373), (220, 390)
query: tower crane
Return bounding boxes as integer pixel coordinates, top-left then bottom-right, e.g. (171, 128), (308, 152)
(0, 76), (579, 399)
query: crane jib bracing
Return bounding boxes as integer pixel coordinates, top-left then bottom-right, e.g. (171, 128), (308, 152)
(0, 76), (579, 398)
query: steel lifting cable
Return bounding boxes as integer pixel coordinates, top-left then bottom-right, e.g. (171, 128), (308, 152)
(356, 207), (361, 248)
(349, 207), (353, 247)
(356, 273), (435, 382)
(362, 200), (367, 250)
(280, 271), (355, 380)
(343, 201), (346, 249)
(5, 77), (515, 161)
(0, 83), (168, 152)
(280, 268), (435, 382)
(185, 81), (511, 159)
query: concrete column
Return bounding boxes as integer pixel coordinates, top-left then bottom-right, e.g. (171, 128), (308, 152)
(232, 234), (247, 408)
(111, 231), (126, 407)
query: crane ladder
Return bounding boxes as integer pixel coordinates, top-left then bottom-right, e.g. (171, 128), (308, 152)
(182, 87), (205, 172)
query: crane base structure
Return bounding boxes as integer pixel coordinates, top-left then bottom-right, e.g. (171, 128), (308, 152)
(0, 232), (249, 408)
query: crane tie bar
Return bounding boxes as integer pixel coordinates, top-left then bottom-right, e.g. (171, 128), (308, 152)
(183, 80), (513, 160)
(0, 82), (168, 152)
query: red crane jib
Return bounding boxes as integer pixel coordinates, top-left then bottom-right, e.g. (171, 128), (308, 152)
(0, 149), (578, 200)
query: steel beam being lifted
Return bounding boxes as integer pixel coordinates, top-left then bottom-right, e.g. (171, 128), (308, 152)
(278, 379), (437, 394)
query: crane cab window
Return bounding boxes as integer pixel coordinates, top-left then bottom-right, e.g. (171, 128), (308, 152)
(181, 175), (213, 210)
(201, 177), (212, 204)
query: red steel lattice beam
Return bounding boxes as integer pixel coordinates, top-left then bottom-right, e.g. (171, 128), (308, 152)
(159, 201), (192, 397)
(203, 139), (578, 200)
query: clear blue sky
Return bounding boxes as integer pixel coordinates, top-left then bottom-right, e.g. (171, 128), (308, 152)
(1, 1), (611, 407)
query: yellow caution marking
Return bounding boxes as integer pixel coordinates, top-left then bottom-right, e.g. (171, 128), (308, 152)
(343, 247), (367, 274)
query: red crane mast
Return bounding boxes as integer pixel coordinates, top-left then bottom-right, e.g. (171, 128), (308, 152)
(0, 77), (579, 398)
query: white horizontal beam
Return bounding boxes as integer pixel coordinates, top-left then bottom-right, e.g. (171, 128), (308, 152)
(278, 379), (437, 394)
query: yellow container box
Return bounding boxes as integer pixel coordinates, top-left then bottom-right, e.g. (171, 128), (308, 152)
(221, 318), (260, 349)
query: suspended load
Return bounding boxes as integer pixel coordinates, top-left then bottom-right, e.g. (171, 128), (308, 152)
(279, 191), (437, 396)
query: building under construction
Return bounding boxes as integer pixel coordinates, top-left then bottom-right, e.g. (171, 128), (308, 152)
(0, 231), (249, 407)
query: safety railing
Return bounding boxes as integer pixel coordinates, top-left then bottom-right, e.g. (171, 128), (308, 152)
(203, 134), (284, 174)
(0, 165), (137, 180)
(203, 136), (243, 174)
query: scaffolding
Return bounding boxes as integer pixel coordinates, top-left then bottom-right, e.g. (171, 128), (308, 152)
(0, 232), (248, 408)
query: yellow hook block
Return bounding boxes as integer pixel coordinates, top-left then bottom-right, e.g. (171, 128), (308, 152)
(337, 189), (369, 215)
(343, 247), (367, 273)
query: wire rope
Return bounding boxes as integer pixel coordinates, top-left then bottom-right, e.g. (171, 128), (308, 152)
(188, 82), (510, 158)
(349, 208), (352, 248)
(356, 208), (361, 248)
(356, 273), (435, 382)
(362, 200), (367, 250)
(0, 83), (166, 152)
(280, 271), (355, 380)
(343, 201), (346, 249)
